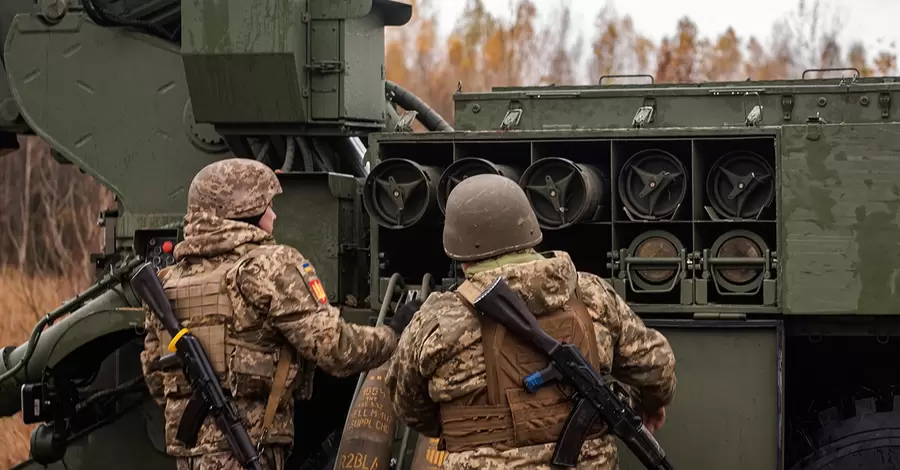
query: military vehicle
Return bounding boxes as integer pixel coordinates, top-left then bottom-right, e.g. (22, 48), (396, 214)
(0, 1), (898, 470)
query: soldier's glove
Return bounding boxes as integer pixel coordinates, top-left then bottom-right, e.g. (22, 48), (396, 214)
(388, 298), (423, 335)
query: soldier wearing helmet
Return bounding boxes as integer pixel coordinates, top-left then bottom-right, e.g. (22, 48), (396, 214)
(385, 173), (677, 469)
(140, 158), (414, 470)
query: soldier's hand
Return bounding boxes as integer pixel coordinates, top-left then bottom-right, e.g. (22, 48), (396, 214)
(642, 407), (666, 434)
(388, 298), (423, 335)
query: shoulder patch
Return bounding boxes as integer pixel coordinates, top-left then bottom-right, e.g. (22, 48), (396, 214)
(296, 262), (329, 305)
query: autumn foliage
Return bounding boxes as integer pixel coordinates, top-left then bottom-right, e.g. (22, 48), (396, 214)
(0, 0), (898, 465)
(385, 0), (898, 125)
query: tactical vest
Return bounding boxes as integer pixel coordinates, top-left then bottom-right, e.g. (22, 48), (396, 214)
(437, 288), (606, 453)
(155, 247), (295, 431)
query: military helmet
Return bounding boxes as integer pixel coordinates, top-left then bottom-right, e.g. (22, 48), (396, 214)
(442, 173), (543, 261)
(187, 158), (282, 219)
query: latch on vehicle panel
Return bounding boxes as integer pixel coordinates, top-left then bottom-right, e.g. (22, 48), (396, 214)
(500, 109), (523, 130)
(632, 108), (654, 129)
(310, 61), (344, 74)
(781, 94), (793, 121)
(879, 92), (891, 119)
(805, 114), (825, 141)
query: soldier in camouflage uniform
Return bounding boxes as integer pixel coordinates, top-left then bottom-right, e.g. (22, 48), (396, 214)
(385, 174), (677, 469)
(140, 158), (414, 470)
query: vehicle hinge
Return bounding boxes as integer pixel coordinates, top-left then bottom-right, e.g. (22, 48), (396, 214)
(781, 94), (793, 121)
(879, 92), (891, 119)
(692, 313), (747, 321)
(310, 60), (344, 74)
(340, 243), (366, 254)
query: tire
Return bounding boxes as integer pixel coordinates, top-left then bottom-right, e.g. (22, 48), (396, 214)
(789, 396), (900, 469)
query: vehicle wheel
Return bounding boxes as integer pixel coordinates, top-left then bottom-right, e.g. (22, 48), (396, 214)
(789, 396), (900, 469)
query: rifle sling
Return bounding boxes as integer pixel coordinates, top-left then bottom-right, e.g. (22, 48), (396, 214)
(261, 344), (293, 435)
(456, 280), (481, 305)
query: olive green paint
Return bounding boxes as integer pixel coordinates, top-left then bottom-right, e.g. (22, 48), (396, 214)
(618, 321), (782, 470)
(272, 171), (364, 303)
(781, 123), (900, 314)
(452, 79), (899, 131)
(0, 287), (140, 416)
(4, 13), (225, 220)
(9, 399), (174, 470)
(2, 1), (900, 468)
(180, 0), (410, 127)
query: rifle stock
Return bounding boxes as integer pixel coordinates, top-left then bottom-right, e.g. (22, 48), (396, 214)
(130, 262), (264, 470)
(468, 277), (559, 353)
(465, 277), (675, 470)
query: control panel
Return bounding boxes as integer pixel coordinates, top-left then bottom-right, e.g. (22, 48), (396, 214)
(133, 229), (180, 272)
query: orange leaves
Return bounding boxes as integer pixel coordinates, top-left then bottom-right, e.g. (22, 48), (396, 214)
(590, 6), (654, 84)
(447, 34), (464, 68)
(875, 51), (897, 76)
(384, 0), (899, 127)
(482, 29), (505, 75)
(385, 39), (409, 87)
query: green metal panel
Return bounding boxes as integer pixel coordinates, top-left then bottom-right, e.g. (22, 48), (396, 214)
(781, 123), (900, 314)
(180, 0), (410, 129)
(452, 79), (900, 131)
(272, 172), (361, 304)
(310, 18), (340, 120)
(9, 398), (174, 470)
(618, 320), (783, 470)
(3, 12), (223, 221)
(180, 0), (307, 124)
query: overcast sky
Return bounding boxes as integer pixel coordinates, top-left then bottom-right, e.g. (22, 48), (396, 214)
(434, 0), (899, 53)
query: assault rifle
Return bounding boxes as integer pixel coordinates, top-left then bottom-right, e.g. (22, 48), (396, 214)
(457, 277), (675, 470)
(130, 262), (264, 470)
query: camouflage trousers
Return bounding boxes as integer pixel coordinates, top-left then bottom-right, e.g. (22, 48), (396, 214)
(176, 446), (285, 470)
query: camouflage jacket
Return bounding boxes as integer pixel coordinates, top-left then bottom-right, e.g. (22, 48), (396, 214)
(384, 250), (677, 469)
(140, 212), (398, 457)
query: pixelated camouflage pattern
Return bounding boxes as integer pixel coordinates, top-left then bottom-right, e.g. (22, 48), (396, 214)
(175, 446), (286, 470)
(384, 250), (676, 469)
(187, 158), (283, 219)
(141, 211), (398, 458)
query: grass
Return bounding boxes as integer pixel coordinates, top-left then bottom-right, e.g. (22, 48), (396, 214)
(0, 268), (85, 467)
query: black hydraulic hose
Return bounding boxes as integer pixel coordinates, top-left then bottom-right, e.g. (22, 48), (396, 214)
(385, 80), (454, 132)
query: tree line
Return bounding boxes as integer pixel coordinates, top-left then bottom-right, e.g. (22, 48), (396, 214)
(386, 0), (896, 124)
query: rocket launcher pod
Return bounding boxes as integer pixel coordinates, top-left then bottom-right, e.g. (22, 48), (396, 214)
(520, 157), (607, 229)
(455, 277), (676, 470)
(363, 158), (442, 230)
